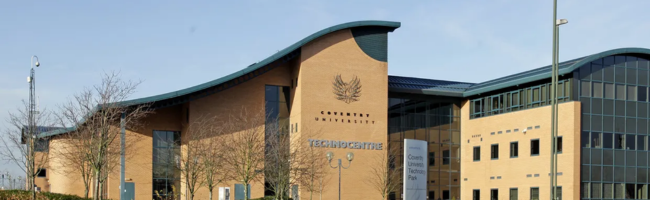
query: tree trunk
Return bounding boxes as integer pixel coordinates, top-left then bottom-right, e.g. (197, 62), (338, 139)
(209, 187), (213, 200)
(93, 171), (100, 200)
(244, 182), (249, 200)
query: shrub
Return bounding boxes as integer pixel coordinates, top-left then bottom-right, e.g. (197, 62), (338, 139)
(0, 190), (92, 200)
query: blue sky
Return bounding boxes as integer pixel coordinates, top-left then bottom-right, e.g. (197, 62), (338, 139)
(1, 1), (649, 177)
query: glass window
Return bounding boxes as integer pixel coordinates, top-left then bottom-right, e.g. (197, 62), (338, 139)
(626, 134), (636, 150)
(473, 190), (480, 200)
(640, 69), (649, 86)
(581, 132), (590, 148)
(429, 152), (435, 166)
(616, 134), (625, 149)
(628, 85), (637, 101)
(554, 187), (562, 200)
(509, 188), (518, 200)
(639, 135), (647, 151)
(510, 142), (519, 157)
(556, 137), (563, 153)
(604, 183), (614, 198)
(616, 67), (626, 83)
(605, 83), (615, 99)
(443, 150), (450, 165)
(615, 183), (624, 199)
(531, 139), (540, 156)
(616, 84), (626, 100)
(639, 86), (648, 101)
(491, 144), (499, 159)
(530, 188), (539, 200)
(603, 132), (613, 149)
(491, 189), (498, 200)
(473, 146), (480, 161)
(581, 81), (591, 97)
(592, 132), (602, 148)
(627, 68), (638, 84)
(593, 82), (603, 98)
(582, 182), (589, 198)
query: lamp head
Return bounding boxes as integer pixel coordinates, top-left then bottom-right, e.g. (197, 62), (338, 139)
(346, 152), (354, 162)
(556, 19), (568, 26)
(35, 61), (40, 67)
(326, 152), (333, 162)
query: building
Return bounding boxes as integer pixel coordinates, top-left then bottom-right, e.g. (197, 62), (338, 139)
(34, 20), (650, 200)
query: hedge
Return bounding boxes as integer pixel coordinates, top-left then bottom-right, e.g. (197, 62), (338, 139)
(0, 190), (92, 200)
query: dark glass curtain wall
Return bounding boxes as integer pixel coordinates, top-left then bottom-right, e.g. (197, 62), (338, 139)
(577, 55), (650, 199)
(388, 96), (461, 200)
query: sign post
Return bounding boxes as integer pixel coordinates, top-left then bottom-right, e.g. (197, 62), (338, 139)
(403, 139), (428, 200)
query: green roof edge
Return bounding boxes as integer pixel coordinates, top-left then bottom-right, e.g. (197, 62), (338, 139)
(118, 20), (401, 106)
(462, 47), (650, 97)
(38, 20), (401, 138)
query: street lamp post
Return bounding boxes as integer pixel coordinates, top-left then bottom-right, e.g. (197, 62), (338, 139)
(27, 55), (40, 193)
(327, 152), (354, 200)
(550, 1), (568, 198)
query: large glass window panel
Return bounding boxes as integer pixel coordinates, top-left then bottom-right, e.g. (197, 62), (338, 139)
(638, 168), (648, 183)
(605, 83), (615, 99)
(603, 116), (614, 133)
(580, 64), (591, 80)
(628, 85), (638, 101)
(627, 168), (637, 183)
(603, 132), (613, 149)
(640, 86), (648, 101)
(265, 86), (279, 101)
(582, 148), (590, 164)
(593, 82), (603, 98)
(627, 118), (637, 134)
(592, 183), (602, 198)
(641, 70), (649, 86)
(636, 119), (648, 134)
(627, 151), (636, 166)
(582, 132), (590, 148)
(583, 114), (591, 131)
(615, 183), (624, 199)
(604, 149), (614, 165)
(616, 134), (625, 149)
(616, 100), (627, 116)
(639, 135), (647, 151)
(640, 58), (650, 70)
(627, 102), (637, 118)
(628, 68), (638, 84)
(582, 182), (589, 198)
(604, 99), (614, 115)
(616, 67), (626, 84)
(591, 115), (602, 131)
(592, 63), (603, 81)
(615, 117), (625, 133)
(605, 64), (615, 82)
(642, 103), (649, 119)
(592, 132), (602, 148)
(638, 151), (648, 167)
(617, 84), (626, 100)
(615, 166), (625, 182)
(592, 149), (602, 165)
(581, 97), (591, 114)
(604, 183), (614, 199)
(582, 165), (590, 181)
(615, 150), (626, 166)
(604, 166), (614, 182)
(581, 81), (591, 97)
(592, 98), (602, 114)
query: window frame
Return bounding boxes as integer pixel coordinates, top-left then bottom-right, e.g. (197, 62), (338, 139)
(491, 144), (499, 160)
(509, 188), (518, 200)
(530, 187), (540, 200)
(531, 139), (540, 156)
(510, 141), (519, 158)
(556, 136), (563, 154)
(473, 189), (480, 200)
(473, 146), (481, 161)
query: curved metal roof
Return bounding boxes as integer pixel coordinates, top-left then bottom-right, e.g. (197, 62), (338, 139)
(462, 47), (650, 96)
(118, 20), (401, 106)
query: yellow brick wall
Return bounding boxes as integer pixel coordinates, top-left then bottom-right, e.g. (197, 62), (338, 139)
(460, 101), (581, 200)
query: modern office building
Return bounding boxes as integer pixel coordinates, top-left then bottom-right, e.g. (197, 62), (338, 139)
(34, 20), (650, 200)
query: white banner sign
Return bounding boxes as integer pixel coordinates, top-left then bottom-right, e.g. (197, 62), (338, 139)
(403, 139), (427, 200)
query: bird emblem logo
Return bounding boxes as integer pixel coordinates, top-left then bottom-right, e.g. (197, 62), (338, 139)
(332, 74), (362, 104)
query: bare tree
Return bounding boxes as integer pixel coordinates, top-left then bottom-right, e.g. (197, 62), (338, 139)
(220, 108), (266, 200)
(56, 72), (150, 200)
(263, 117), (301, 200)
(178, 114), (216, 200)
(367, 145), (403, 200)
(199, 120), (229, 200)
(50, 133), (94, 198)
(0, 100), (53, 200)
(298, 128), (330, 200)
